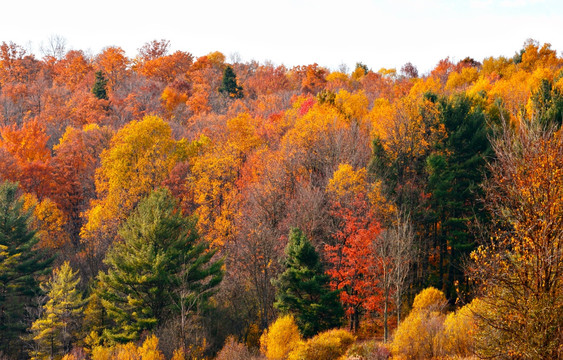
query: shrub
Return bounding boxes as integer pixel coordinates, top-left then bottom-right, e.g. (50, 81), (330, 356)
(347, 340), (391, 360)
(260, 315), (302, 359)
(287, 328), (355, 360)
(438, 300), (479, 357)
(217, 336), (257, 360)
(390, 288), (447, 360)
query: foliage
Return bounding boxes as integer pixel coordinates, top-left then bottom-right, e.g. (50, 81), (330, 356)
(0, 181), (52, 355)
(219, 65), (243, 99)
(92, 71), (108, 100)
(29, 261), (85, 359)
(260, 315), (302, 360)
(471, 123), (563, 359)
(287, 328), (355, 360)
(390, 287), (447, 360)
(97, 188), (223, 342)
(91, 334), (165, 360)
(273, 228), (343, 338)
(216, 336), (259, 360)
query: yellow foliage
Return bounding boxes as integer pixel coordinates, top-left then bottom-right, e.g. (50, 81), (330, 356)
(207, 51), (226, 67)
(287, 328), (355, 360)
(445, 67), (479, 91)
(438, 300), (479, 357)
(138, 335), (165, 360)
(326, 71), (349, 83)
(412, 287), (447, 312)
(260, 315), (302, 359)
(334, 90), (369, 124)
(326, 164), (367, 201)
(482, 56), (516, 79)
(227, 112), (263, 155)
(391, 307), (445, 360)
(91, 335), (165, 360)
(82, 115), (181, 240)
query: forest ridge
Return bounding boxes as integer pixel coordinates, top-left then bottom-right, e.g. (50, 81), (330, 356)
(0, 38), (562, 359)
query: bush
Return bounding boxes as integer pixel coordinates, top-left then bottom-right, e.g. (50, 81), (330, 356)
(287, 328), (355, 360)
(390, 288), (446, 360)
(438, 300), (479, 357)
(217, 336), (260, 360)
(260, 315), (302, 359)
(91, 335), (165, 360)
(347, 340), (391, 360)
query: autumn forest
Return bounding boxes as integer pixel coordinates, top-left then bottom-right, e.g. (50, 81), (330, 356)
(0, 38), (562, 360)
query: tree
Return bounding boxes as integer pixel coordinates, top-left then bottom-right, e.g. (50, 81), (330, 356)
(218, 65), (243, 99)
(30, 261), (85, 359)
(470, 122), (563, 359)
(325, 194), (382, 332)
(92, 71), (109, 100)
(97, 188), (223, 343)
(0, 181), (52, 356)
(426, 95), (491, 299)
(274, 228), (343, 337)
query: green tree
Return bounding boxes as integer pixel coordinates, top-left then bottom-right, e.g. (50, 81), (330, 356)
(29, 261), (84, 359)
(97, 188), (223, 343)
(426, 95), (491, 299)
(0, 181), (52, 356)
(531, 77), (563, 128)
(218, 65), (243, 98)
(273, 228), (343, 337)
(92, 70), (108, 100)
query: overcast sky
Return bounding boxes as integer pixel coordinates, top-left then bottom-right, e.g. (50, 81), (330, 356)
(2, 0), (561, 74)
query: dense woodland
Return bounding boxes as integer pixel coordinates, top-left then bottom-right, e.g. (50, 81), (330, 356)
(0, 38), (562, 359)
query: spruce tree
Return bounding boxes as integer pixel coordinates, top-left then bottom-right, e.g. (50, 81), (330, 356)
(218, 65), (243, 99)
(92, 70), (109, 100)
(0, 181), (52, 355)
(98, 188), (223, 342)
(273, 228), (343, 337)
(29, 261), (84, 359)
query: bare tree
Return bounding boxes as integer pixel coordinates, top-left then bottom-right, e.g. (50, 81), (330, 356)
(40, 35), (67, 60)
(375, 210), (415, 342)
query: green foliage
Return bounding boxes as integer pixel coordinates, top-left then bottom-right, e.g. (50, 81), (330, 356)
(531, 77), (563, 128)
(287, 328), (355, 360)
(219, 65), (243, 99)
(30, 261), (85, 359)
(426, 95), (491, 298)
(273, 228), (343, 338)
(92, 70), (109, 100)
(0, 181), (52, 355)
(97, 188), (223, 343)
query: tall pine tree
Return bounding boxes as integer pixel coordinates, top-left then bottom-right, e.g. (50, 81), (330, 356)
(0, 181), (52, 356)
(273, 228), (343, 337)
(97, 188), (223, 343)
(92, 70), (109, 100)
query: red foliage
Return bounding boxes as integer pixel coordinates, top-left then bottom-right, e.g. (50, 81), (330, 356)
(325, 194), (383, 326)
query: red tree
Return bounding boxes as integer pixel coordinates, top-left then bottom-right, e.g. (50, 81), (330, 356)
(325, 194), (383, 332)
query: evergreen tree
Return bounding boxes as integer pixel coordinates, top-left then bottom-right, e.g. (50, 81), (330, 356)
(426, 95), (491, 299)
(29, 261), (84, 359)
(218, 65), (243, 99)
(273, 228), (343, 337)
(98, 188), (223, 343)
(0, 181), (52, 356)
(92, 70), (109, 100)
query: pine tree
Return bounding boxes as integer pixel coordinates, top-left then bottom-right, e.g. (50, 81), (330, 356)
(218, 65), (243, 99)
(426, 95), (491, 299)
(273, 228), (343, 337)
(92, 70), (109, 100)
(0, 181), (52, 355)
(98, 188), (223, 342)
(29, 261), (84, 359)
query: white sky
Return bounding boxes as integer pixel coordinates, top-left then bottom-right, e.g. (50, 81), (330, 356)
(1, 0), (561, 74)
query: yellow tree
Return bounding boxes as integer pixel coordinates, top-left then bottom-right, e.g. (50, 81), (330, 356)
(82, 116), (187, 262)
(471, 123), (563, 359)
